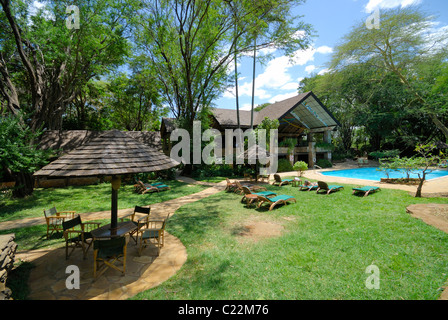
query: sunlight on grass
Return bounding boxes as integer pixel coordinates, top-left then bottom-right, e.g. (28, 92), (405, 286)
(130, 181), (448, 300)
(0, 180), (208, 223)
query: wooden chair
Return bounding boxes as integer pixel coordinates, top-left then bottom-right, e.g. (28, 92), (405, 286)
(93, 236), (128, 278)
(119, 206), (151, 244)
(352, 186), (381, 197)
(257, 194), (297, 211)
(316, 181), (344, 195)
(137, 213), (170, 256)
(43, 206), (77, 239)
(240, 186), (277, 208)
(136, 180), (170, 194)
(272, 174), (293, 186)
(234, 180), (267, 195)
(62, 216), (101, 260)
(225, 178), (237, 192)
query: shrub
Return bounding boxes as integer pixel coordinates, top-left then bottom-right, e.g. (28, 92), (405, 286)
(293, 161), (308, 176)
(277, 158), (293, 172)
(316, 159), (332, 168)
(369, 149), (400, 160)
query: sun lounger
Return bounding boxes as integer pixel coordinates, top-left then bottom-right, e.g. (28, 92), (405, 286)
(137, 181), (170, 194)
(273, 174), (293, 186)
(234, 180), (267, 194)
(225, 178), (238, 192)
(299, 184), (318, 191)
(257, 194), (296, 211)
(241, 186), (276, 198)
(240, 186), (277, 207)
(316, 181), (344, 195)
(352, 186), (381, 197)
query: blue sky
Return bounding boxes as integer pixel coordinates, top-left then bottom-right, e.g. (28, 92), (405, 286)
(213, 0), (448, 111)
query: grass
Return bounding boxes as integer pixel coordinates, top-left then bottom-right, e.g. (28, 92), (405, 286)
(0, 180), (208, 223)
(129, 180), (448, 300)
(0, 179), (208, 251)
(2, 177), (448, 300)
(193, 176), (228, 183)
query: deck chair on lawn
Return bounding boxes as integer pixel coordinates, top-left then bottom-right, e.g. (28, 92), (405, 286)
(119, 206), (151, 244)
(93, 236), (127, 278)
(240, 186), (276, 206)
(257, 194), (296, 211)
(272, 174), (293, 186)
(352, 186), (381, 197)
(62, 216), (101, 260)
(316, 181), (344, 195)
(136, 180), (170, 194)
(137, 213), (170, 256)
(43, 206), (77, 239)
(234, 180), (267, 195)
(299, 182), (318, 191)
(225, 178), (238, 192)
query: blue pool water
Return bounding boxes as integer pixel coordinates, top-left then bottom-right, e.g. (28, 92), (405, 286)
(321, 167), (448, 181)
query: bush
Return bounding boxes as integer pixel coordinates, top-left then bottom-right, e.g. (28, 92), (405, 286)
(277, 158), (293, 172)
(293, 161), (308, 176)
(316, 159), (333, 168)
(369, 149), (400, 160)
(192, 164), (234, 179)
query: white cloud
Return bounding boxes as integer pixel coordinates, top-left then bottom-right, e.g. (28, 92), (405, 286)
(305, 65), (317, 74)
(269, 92), (298, 103)
(365, 0), (422, 12)
(240, 103), (252, 111)
(318, 68), (331, 75)
(224, 43), (333, 103)
(280, 82), (299, 91)
(316, 46), (334, 54)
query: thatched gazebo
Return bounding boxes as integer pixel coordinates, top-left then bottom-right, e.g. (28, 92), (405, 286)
(33, 130), (179, 234)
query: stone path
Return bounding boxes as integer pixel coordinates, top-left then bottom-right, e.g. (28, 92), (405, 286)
(7, 178), (226, 300)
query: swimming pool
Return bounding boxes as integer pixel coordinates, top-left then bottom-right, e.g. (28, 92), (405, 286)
(320, 167), (448, 181)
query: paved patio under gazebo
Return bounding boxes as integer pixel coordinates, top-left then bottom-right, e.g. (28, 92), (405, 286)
(11, 179), (227, 300)
(17, 231), (186, 300)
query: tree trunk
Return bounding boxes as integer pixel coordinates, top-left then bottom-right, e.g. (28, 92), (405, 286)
(250, 37), (256, 130)
(415, 172), (426, 198)
(12, 172), (34, 198)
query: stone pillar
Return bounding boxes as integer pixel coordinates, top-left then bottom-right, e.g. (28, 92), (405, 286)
(307, 133), (316, 168)
(0, 234), (17, 300)
(323, 130), (332, 162)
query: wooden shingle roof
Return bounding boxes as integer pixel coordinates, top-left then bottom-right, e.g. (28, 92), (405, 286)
(209, 91), (340, 131)
(34, 130), (179, 177)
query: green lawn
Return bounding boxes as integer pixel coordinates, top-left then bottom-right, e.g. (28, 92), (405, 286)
(130, 181), (448, 300)
(0, 180), (208, 223)
(2, 178), (448, 299)
(0, 180), (209, 251)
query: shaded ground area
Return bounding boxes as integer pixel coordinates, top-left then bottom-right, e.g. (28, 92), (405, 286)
(6, 178), (227, 300)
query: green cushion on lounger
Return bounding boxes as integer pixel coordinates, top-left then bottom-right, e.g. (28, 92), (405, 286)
(301, 185), (318, 190)
(255, 191), (277, 197)
(265, 195), (294, 202)
(154, 184), (169, 189)
(353, 186), (379, 192)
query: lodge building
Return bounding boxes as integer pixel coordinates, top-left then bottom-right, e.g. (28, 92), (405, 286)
(161, 91), (340, 168)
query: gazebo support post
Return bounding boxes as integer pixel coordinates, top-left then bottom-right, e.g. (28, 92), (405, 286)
(111, 175), (121, 235)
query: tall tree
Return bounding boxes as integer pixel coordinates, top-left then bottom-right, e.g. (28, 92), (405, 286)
(0, 0), (131, 132)
(331, 6), (448, 142)
(132, 0), (312, 134)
